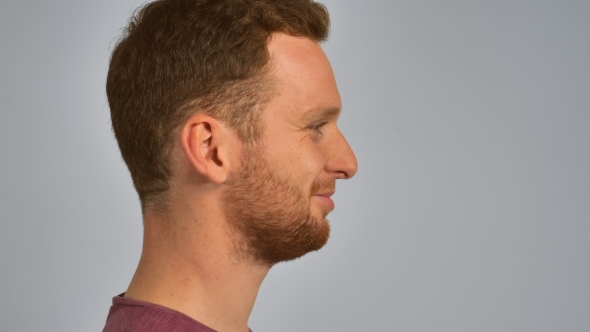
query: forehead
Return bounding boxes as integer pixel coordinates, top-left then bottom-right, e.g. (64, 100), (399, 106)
(265, 33), (341, 120)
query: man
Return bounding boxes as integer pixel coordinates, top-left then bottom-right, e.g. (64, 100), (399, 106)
(102, 0), (357, 331)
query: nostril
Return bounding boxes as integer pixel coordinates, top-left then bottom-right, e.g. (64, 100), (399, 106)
(337, 170), (349, 179)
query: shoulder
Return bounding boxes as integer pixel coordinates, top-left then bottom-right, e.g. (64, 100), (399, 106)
(102, 295), (216, 332)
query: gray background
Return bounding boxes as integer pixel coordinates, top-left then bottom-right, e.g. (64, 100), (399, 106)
(1, 0), (589, 331)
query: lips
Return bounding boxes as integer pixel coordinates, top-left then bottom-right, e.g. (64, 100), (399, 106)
(312, 192), (335, 210)
(310, 179), (336, 211)
(314, 191), (334, 198)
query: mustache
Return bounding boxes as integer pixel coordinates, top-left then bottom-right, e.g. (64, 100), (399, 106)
(309, 178), (335, 197)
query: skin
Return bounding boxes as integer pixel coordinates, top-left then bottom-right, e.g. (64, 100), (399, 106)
(223, 143), (335, 266)
(124, 33), (358, 332)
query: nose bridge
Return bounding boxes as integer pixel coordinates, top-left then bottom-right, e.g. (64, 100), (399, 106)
(326, 128), (358, 179)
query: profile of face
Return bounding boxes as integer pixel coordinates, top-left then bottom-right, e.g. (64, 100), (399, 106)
(223, 34), (358, 266)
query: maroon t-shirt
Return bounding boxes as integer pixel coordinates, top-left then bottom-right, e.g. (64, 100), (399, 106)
(102, 295), (217, 332)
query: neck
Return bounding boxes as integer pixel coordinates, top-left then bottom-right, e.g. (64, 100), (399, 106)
(125, 203), (269, 332)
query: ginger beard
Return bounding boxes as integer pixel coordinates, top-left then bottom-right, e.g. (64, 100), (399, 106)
(222, 143), (334, 266)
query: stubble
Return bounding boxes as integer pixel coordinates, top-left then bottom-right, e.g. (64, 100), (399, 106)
(222, 144), (334, 266)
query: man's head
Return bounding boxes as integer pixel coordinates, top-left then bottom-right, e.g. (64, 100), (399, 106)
(107, 0), (357, 265)
(107, 0), (331, 209)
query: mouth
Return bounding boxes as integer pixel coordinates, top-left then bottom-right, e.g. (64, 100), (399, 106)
(312, 191), (335, 210)
(313, 191), (334, 198)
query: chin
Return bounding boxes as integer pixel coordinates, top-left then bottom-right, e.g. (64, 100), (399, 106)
(310, 204), (332, 220)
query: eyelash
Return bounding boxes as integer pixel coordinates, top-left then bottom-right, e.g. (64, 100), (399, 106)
(308, 122), (328, 136)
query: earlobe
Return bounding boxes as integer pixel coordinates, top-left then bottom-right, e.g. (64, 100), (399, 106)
(180, 114), (231, 184)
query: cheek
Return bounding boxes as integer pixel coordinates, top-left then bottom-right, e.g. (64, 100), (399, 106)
(266, 136), (326, 184)
(292, 144), (326, 184)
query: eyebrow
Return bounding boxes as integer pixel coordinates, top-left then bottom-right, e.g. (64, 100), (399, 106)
(303, 106), (341, 122)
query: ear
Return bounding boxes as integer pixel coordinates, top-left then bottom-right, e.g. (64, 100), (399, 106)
(180, 113), (234, 184)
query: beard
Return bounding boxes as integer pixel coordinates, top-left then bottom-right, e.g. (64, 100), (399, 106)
(222, 144), (334, 266)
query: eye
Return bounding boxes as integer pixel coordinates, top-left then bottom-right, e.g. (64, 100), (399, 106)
(307, 122), (328, 136)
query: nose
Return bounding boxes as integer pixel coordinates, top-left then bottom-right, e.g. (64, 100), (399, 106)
(325, 128), (358, 179)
